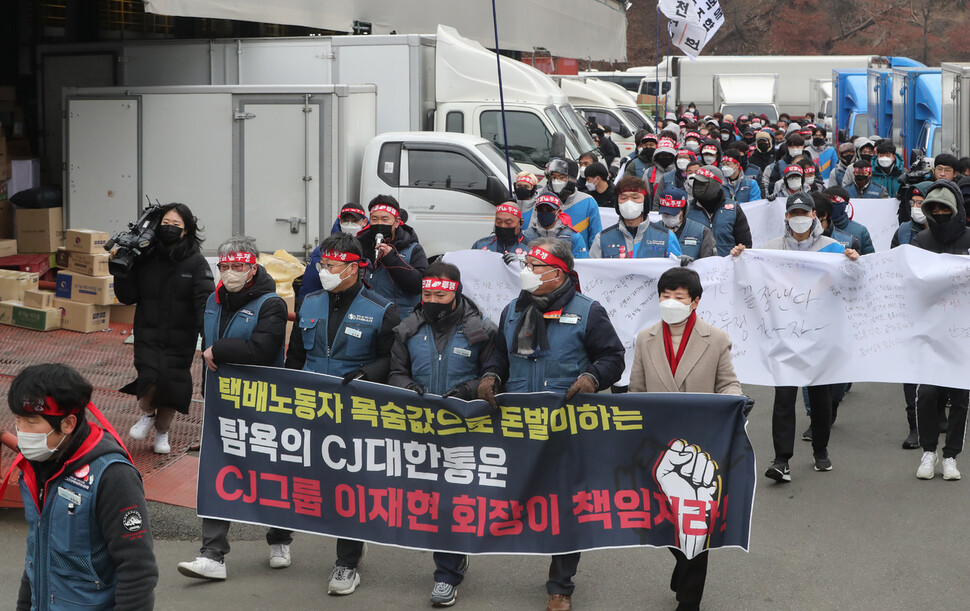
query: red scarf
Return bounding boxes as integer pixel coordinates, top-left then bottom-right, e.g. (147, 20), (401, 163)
(662, 311), (697, 377)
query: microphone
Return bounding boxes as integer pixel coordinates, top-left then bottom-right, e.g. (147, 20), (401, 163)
(374, 233), (384, 261)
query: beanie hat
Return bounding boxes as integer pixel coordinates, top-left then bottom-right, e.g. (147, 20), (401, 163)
(755, 130), (773, 142)
(655, 137), (677, 156)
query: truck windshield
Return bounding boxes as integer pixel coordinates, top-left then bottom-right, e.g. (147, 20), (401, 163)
(720, 104), (779, 123)
(556, 105), (599, 155)
(851, 113), (869, 138)
(476, 142), (522, 176)
(638, 81), (672, 96)
(479, 110), (553, 168)
(620, 107), (654, 132)
(543, 106), (583, 158)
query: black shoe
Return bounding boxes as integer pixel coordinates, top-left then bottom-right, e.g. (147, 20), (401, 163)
(765, 460), (791, 482)
(801, 426), (813, 441)
(902, 428), (920, 449)
(813, 452), (833, 472)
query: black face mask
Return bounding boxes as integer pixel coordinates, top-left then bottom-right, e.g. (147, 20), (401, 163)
(536, 210), (558, 228)
(654, 153), (674, 168)
(422, 300), (454, 324)
(494, 225), (518, 243)
(514, 186), (535, 201)
(854, 177), (869, 188)
(638, 148), (655, 163)
(841, 155), (854, 165)
(859, 153), (873, 163)
(757, 141), (771, 152)
(931, 212), (953, 224)
(158, 225), (183, 246)
(743, 136), (754, 144)
(370, 223), (394, 240)
(812, 137), (825, 147)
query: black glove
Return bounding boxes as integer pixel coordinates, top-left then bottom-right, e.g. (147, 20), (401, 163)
(406, 383), (425, 396)
(678, 254), (694, 267)
(743, 396), (755, 417)
(502, 252), (520, 266)
(341, 369), (365, 385)
(442, 383), (471, 400)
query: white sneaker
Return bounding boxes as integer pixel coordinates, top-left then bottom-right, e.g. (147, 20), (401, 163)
(177, 556), (227, 580)
(917, 451), (938, 479)
(943, 457), (962, 481)
(328, 565), (360, 595)
(153, 432), (171, 454)
(129, 414), (155, 440)
(268, 543), (291, 568)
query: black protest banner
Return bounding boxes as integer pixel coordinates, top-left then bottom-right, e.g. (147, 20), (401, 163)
(198, 364), (755, 559)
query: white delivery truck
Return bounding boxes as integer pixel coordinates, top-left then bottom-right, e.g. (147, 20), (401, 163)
(555, 77), (638, 155)
(809, 78), (834, 134)
(40, 26), (598, 182)
(712, 74), (780, 123)
(582, 77), (657, 134)
(64, 85), (516, 257)
(941, 62), (970, 158)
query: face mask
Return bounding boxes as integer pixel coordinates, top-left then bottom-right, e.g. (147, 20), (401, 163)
(693, 180), (719, 202)
(17, 428), (65, 462)
(911, 206), (926, 224)
(685, 141), (700, 152)
(221, 269), (251, 293)
(721, 164), (737, 178)
(813, 137), (825, 147)
(578, 166), (586, 178)
(515, 186), (535, 201)
(158, 225), (183, 245)
(370, 223), (394, 241)
(536, 210), (558, 228)
(618, 201), (644, 220)
(788, 147), (803, 157)
(757, 141), (772, 152)
(494, 225), (518, 242)
(550, 179), (567, 193)
(638, 148), (655, 163)
(654, 154), (674, 168)
(318, 264), (351, 291)
(422, 300), (453, 323)
(859, 153), (873, 163)
(676, 158), (690, 171)
(743, 136), (755, 144)
(788, 216), (814, 233)
(520, 267), (552, 293)
(659, 299), (692, 325)
(878, 156), (894, 168)
(841, 155), (854, 165)
(702, 154), (717, 165)
(804, 175), (815, 186)
(931, 211), (953, 224)
(787, 177), (803, 191)
(720, 133), (730, 142)
(661, 213), (682, 229)
(340, 222), (363, 235)
(854, 176), (869, 187)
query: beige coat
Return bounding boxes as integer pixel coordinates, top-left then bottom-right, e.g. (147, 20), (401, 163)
(629, 316), (742, 395)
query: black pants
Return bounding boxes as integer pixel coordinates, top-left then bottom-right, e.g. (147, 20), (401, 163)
(200, 518), (292, 562)
(546, 552), (581, 595)
(916, 385), (969, 458)
(433, 552), (467, 586)
(669, 548), (708, 608)
(904, 383), (918, 428)
(336, 538), (366, 568)
(772, 385), (832, 460)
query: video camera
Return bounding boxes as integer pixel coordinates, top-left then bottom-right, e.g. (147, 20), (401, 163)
(104, 201), (163, 278)
(904, 148), (934, 185)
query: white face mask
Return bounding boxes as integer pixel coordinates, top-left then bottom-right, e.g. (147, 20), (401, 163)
(578, 166), (586, 178)
(702, 154), (717, 165)
(318, 264), (352, 292)
(659, 298), (692, 325)
(788, 147), (803, 157)
(220, 269), (251, 293)
(618, 201), (645, 220)
(676, 158), (690, 171)
(661, 213), (682, 229)
(685, 141), (700, 152)
(340, 222), (363, 235)
(550, 179), (567, 193)
(911, 205), (926, 224)
(520, 267), (553, 293)
(878, 156), (894, 168)
(786, 177), (803, 191)
(17, 428), (64, 462)
(720, 133), (730, 141)
(721, 164), (737, 178)
(788, 216), (814, 234)
(804, 175), (815, 186)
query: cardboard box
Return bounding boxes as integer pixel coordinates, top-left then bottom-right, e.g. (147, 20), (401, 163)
(55, 247), (70, 269)
(0, 300), (61, 331)
(54, 270), (116, 305)
(58, 250), (110, 276)
(0, 199), (11, 238)
(16, 207), (63, 253)
(110, 303), (136, 325)
(53, 298), (109, 333)
(65, 229), (110, 254)
(23, 289), (52, 309)
(0, 238), (15, 257)
(0, 269), (38, 301)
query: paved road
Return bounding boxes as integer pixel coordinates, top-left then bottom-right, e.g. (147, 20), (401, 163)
(2, 382), (968, 610)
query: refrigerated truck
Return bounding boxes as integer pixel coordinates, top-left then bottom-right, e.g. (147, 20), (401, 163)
(941, 62), (970, 158)
(867, 68), (893, 139)
(713, 73), (779, 123)
(892, 67), (943, 166)
(833, 70), (869, 142)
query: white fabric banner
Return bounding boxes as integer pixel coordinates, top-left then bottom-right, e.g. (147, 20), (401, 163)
(597, 198), (899, 252)
(658, 0), (724, 59)
(443, 246), (970, 389)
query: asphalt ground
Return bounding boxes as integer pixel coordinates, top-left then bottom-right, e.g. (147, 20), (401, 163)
(3, 381), (968, 610)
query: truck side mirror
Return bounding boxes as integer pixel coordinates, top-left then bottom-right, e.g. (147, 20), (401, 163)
(617, 124), (632, 139)
(485, 175), (511, 205)
(550, 132), (567, 159)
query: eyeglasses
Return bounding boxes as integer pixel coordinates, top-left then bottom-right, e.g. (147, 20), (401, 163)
(524, 262), (553, 272)
(217, 263), (254, 272)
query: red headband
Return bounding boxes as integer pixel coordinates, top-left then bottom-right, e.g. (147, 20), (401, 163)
(22, 396), (79, 417)
(321, 250), (362, 262)
(618, 187), (647, 196)
(515, 174), (538, 187)
(695, 167), (723, 184)
(369, 204), (400, 218)
(785, 165), (804, 176)
(219, 252), (256, 264)
(535, 194), (562, 209)
(659, 194), (687, 209)
(421, 277), (459, 292)
(527, 246), (569, 273)
(496, 203), (522, 218)
(854, 166), (872, 175)
(831, 195), (847, 204)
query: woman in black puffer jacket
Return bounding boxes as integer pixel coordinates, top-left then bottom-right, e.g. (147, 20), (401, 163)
(113, 203), (214, 454)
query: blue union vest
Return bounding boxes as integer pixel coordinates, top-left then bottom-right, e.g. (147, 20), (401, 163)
(203, 292), (285, 367)
(298, 287), (391, 376)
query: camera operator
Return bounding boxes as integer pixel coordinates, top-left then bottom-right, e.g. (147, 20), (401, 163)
(113, 203), (215, 454)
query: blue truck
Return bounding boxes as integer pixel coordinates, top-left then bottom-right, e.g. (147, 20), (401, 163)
(891, 67), (942, 167)
(833, 69), (869, 143)
(867, 68), (893, 138)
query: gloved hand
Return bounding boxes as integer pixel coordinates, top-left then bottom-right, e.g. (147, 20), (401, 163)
(443, 383), (471, 400)
(679, 254), (694, 267)
(341, 369), (365, 385)
(563, 373), (598, 405)
(478, 375), (499, 411)
(502, 252), (520, 267)
(406, 383), (425, 396)
(743, 396), (755, 417)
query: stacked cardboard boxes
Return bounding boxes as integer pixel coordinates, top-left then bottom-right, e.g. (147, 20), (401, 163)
(53, 229), (113, 332)
(0, 268), (60, 331)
